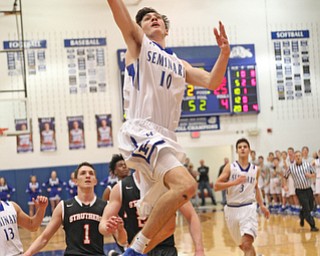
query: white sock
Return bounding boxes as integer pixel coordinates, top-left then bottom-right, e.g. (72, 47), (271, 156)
(130, 232), (150, 253)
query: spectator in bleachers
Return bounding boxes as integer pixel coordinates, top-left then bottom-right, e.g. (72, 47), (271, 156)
(302, 146), (313, 163)
(197, 159), (217, 206)
(250, 150), (259, 166)
(258, 156), (270, 207)
(269, 157), (282, 213)
(218, 158), (229, 205)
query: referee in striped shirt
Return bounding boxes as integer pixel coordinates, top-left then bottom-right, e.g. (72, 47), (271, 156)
(283, 150), (319, 232)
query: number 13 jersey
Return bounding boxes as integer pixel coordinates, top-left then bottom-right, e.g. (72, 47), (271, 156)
(0, 200), (23, 256)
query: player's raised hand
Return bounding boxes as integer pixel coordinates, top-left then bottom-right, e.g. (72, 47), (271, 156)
(33, 195), (48, 210)
(214, 21), (230, 55)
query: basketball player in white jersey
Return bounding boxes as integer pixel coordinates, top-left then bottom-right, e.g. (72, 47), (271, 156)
(0, 195), (48, 255)
(106, 1), (230, 255)
(214, 138), (270, 256)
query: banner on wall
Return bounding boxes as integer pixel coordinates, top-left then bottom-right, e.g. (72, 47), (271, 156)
(176, 116), (220, 132)
(64, 38), (107, 94)
(95, 114), (113, 148)
(15, 119), (33, 153)
(271, 30), (311, 100)
(67, 116), (85, 150)
(3, 40), (47, 76)
(38, 117), (57, 152)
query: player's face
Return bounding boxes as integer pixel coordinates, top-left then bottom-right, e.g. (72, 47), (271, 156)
(281, 151), (287, 159)
(237, 142), (250, 157)
(288, 149), (294, 157)
(76, 166), (97, 188)
(273, 158), (279, 167)
(294, 152), (302, 165)
(114, 160), (130, 179)
(141, 12), (168, 38)
(301, 147), (309, 157)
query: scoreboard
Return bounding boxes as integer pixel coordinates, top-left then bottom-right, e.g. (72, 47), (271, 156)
(117, 44), (259, 119)
(229, 65), (259, 114)
(171, 44), (259, 116)
(181, 73), (230, 117)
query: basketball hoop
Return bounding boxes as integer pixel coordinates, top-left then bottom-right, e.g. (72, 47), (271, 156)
(0, 128), (8, 136)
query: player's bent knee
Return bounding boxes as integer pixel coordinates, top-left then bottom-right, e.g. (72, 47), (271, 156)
(182, 180), (197, 200)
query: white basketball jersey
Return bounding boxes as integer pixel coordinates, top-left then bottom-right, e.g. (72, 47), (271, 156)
(0, 201), (23, 256)
(123, 35), (186, 131)
(227, 161), (257, 205)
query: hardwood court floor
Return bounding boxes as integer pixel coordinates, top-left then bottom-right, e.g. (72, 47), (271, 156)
(20, 205), (320, 256)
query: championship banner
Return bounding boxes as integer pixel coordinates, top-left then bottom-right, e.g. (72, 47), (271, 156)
(176, 116), (220, 132)
(95, 114), (113, 148)
(38, 117), (57, 152)
(15, 119), (33, 153)
(67, 116), (85, 150)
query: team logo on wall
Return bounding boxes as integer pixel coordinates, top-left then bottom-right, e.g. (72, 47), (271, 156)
(38, 117), (57, 152)
(67, 116), (85, 150)
(96, 114), (113, 148)
(15, 119), (33, 153)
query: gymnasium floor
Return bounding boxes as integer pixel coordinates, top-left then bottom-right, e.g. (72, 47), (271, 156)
(20, 205), (320, 256)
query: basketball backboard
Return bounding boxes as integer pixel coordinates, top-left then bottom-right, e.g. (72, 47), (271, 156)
(0, 98), (30, 136)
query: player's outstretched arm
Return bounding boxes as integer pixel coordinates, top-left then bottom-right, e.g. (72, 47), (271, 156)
(107, 0), (144, 59)
(23, 202), (63, 256)
(14, 195), (48, 232)
(184, 21), (230, 91)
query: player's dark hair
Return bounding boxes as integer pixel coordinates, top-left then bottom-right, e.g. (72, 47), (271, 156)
(236, 138), (250, 149)
(74, 162), (96, 178)
(135, 7), (170, 30)
(109, 154), (125, 172)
